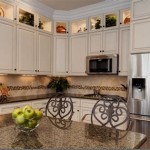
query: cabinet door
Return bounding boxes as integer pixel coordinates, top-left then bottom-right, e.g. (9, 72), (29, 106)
(70, 34), (88, 75)
(103, 29), (118, 54)
(0, 21), (16, 73)
(119, 27), (130, 76)
(37, 32), (52, 75)
(53, 36), (68, 76)
(131, 19), (150, 53)
(72, 107), (80, 122)
(88, 32), (102, 55)
(17, 25), (36, 74)
(132, 0), (150, 20)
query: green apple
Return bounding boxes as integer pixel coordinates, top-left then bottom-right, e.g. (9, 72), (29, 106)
(34, 109), (43, 120)
(12, 108), (23, 119)
(15, 114), (26, 125)
(22, 105), (32, 113)
(27, 119), (38, 128)
(24, 108), (35, 120)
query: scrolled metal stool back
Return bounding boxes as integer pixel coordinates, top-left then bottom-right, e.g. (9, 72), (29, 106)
(45, 93), (74, 129)
(91, 96), (132, 141)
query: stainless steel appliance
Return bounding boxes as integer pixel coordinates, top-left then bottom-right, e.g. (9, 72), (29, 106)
(128, 53), (150, 116)
(86, 54), (118, 75)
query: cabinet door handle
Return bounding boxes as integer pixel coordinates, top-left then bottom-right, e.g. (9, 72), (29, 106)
(14, 69), (17, 71)
(35, 70), (37, 72)
(100, 50), (102, 52)
(38, 70), (39, 72)
(120, 22), (122, 24)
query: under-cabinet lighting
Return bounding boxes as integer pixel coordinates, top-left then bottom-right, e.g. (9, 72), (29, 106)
(0, 74), (8, 76)
(22, 75), (37, 77)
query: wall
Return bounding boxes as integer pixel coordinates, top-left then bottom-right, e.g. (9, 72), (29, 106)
(67, 75), (127, 99)
(0, 75), (127, 99)
(0, 75), (51, 97)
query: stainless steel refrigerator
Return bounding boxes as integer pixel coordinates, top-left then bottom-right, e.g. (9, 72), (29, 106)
(128, 53), (150, 116)
(127, 53), (150, 148)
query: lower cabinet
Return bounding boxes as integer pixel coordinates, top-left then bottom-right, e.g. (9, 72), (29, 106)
(0, 101), (32, 115)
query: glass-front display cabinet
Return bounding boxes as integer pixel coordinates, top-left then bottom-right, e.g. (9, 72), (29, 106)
(120, 9), (130, 26)
(71, 18), (88, 34)
(55, 21), (68, 34)
(18, 8), (35, 27)
(38, 15), (52, 33)
(104, 12), (119, 29)
(89, 15), (103, 32)
(0, 1), (14, 21)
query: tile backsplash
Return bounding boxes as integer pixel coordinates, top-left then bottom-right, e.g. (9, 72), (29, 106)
(66, 75), (127, 98)
(0, 75), (127, 99)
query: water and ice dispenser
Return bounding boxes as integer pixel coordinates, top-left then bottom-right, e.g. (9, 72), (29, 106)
(132, 78), (146, 100)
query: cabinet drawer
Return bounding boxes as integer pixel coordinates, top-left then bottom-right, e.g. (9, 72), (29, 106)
(71, 98), (80, 107)
(81, 99), (98, 108)
(0, 101), (32, 115)
(31, 99), (49, 109)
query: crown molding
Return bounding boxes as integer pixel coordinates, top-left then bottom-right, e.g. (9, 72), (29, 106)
(53, 0), (130, 20)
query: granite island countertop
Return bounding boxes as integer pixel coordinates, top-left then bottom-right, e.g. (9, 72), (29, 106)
(3, 93), (126, 104)
(0, 114), (147, 149)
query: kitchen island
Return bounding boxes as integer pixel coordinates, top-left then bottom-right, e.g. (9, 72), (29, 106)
(0, 114), (147, 149)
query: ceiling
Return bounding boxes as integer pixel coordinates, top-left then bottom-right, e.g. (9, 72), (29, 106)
(38, 0), (105, 11)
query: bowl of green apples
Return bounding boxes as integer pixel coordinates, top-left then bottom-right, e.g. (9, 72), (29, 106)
(12, 105), (43, 133)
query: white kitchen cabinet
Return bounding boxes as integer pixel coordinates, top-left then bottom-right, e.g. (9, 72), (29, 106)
(0, 20), (16, 74)
(119, 27), (130, 76)
(88, 29), (118, 55)
(132, 0), (150, 20)
(80, 99), (98, 124)
(53, 36), (69, 76)
(37, 32), (52, 75)
(120, 8), (130, 27)
(69, 34), (88, 76)
(131, 18), (150, 53)
(17, 25), (36, 74)
(54, 20), (69, 35)
(103, 29), (118, 54)
(71, 98), (81, 122)
(70, 18), (88, 35)
(0, 101), (32, 115)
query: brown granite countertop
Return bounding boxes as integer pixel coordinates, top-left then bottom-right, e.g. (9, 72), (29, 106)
(1, 93), (126, 104)
(0, 114), (147, 149)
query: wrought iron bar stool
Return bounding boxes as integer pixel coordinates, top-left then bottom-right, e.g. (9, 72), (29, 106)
(45, 93), (74, 129)
(82, 95), (134, 142)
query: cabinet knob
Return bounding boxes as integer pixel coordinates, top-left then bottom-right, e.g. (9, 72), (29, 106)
(66, 71), (68, 73)
(102, 50), (104, 52)
(100, 50), (102, 52)
(120, 22), (122, 25)
(14, 69), (16, 71)
(66, 31), (69, 33)
(14, 18), (16, 20)
(38, 70), (39, 72)
(77, 110), (79, 112)
(35, 70), (37, 72)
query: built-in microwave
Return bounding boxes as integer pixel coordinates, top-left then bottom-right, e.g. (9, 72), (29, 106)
(86, 54), (118, 75)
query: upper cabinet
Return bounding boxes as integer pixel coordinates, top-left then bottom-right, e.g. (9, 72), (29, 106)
(37, 15), (52, 33)
(17, 7), (53, 33)
(104, 11), (119, 30)
(120, 9), (131, 27)
(54, 21), (69, 35)
(70, 18), (88, 35)
(89, 15), (103, 32)
(0, 0), (15, 22)
(132, 0), (150, 20)
(17, 7), (35, 28)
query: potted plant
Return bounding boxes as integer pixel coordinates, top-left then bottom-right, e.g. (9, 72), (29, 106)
(47, 77), (70, 93)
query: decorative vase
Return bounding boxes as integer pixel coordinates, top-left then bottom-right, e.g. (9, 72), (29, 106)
(56, 87), (63, 93)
